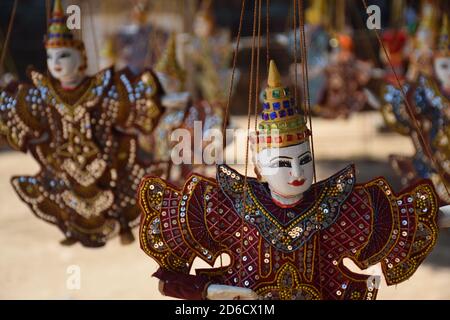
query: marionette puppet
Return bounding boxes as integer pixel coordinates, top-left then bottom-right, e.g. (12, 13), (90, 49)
(139, 60), (450, 300)
(151, 34), (224, 183)
(381, 14), (449, 205)
(379, 1), (437, 113)
(102, 0), (169, 158)
(0, 0), (165, 247)
(175, 0), (235, 177)
(314, 33), (372, 119)
(102, 0), (167, 74)
(150, 34), (190, 177)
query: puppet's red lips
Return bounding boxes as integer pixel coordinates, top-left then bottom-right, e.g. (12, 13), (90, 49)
(54, 67), (62, 72)
(288, 179), (306, 187)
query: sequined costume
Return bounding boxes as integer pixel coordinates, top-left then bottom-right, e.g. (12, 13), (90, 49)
(381, 75), (449, 204)
(139, 164), (438, 300)
(0, 65), (164, 247)
(139, 60), (439, 300)
(0, 0), (167, 247)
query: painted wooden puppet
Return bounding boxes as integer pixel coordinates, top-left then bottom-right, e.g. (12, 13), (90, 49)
(151, 34), (225, 183)
(0, 0), (165, 247)
(138, 61), (450, 300)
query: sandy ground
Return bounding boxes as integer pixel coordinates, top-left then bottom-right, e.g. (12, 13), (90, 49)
(0, 112), (449, 300)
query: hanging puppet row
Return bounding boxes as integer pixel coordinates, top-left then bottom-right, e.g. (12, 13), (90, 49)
(0, 0), (232, 247)
(138, 0), (450, 301)
(0, 0), (449, 300)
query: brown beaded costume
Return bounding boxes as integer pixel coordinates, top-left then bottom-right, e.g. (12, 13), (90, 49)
(139, 164), (439, 300)
(0, 66), (165, 247)
(0, 1), (166, 247)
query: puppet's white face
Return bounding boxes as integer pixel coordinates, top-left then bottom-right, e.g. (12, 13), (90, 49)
(256, 141), (314, 198)
(434, 57), (450, 88)
(47, 47), (83, 82)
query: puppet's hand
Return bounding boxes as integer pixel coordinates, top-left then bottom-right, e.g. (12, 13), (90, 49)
(438, 205), (450, 229)
(207, 284), (259, 300)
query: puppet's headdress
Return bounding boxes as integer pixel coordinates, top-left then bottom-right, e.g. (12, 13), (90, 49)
(45, 0), (83, 49)
(155, 33), (186, 91)
(252, 60), (310, 152)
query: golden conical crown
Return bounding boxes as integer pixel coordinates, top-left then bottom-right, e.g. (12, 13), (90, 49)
(45, 0), (82, 49)
(253, 60), (310, 152)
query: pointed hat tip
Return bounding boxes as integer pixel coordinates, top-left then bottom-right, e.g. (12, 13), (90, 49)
(155, 33), (185, 81)
(53, 0), (63, 14)
(268, 60), (282, 88)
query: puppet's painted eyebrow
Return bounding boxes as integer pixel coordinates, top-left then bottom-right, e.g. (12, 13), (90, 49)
(59, 51), (71, 56)
(269, 156), (292, 162)
(297, 151), (311, 159)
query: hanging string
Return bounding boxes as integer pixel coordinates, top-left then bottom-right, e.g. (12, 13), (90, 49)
(241, 0), (259, 288)
(221, 0), (246, 148)
(298, 0), (307, 116)
(361, 0), (450, 198)
(87, 0), (100, 72)
(293, 0), (299, 109)
(141, 0), (157, 67)
(290, 0), (322, 298)
(46, 0), (51, 26)
(0, 0), (18, 75)
(254, 0), (262, 132)
(217, 0), (246, 274)
(298, 0), (317, 183)
(297, 1), (323, 297)
(266, 0), (270, 69)
(348, 3), (379, 66)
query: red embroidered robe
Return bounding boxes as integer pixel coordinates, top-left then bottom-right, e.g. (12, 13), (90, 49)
(139, 164), (439, 300)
